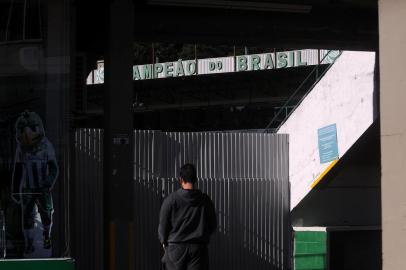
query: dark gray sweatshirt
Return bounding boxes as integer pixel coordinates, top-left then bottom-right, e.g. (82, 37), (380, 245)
(158, 188), (217, 246)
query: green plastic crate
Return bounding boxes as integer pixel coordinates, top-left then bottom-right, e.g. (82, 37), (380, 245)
(0, 258), (74, 270)
(294, 230), (327, 270)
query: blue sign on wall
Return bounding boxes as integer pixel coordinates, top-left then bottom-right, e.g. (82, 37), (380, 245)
(318, 124), (339, 164)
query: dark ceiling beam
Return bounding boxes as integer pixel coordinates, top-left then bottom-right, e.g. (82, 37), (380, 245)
(132, 4), (377, 50)
(76, 1), (377, 60)
(134, 95), (294, 111)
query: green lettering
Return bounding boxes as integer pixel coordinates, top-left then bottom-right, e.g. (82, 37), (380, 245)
(297, 51), (307, 66)
(143, 64), (152, 79)
(154, 63), (164, 78)
(289, 51), (295, 67)
(237, 56), (248, 71)
(251, 55), (261, 71)
(217, 61), (223, 70)
(209, 62), (216, 71)
(277, 52), (288, 68)
(187, 61), (196, 75)
(175, 60), (185, 77)
(164, 62), (174, 77)
(264, 54), (275, 69)
(133, 66), (141, 80)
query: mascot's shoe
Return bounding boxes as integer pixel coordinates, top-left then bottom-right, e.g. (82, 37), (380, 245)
(43, 235), (52, 249)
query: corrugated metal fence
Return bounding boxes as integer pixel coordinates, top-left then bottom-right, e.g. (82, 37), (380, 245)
(74, 129), (290, 270)
(74, 129), (104, 270)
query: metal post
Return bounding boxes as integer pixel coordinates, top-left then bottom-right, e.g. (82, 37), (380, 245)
(46, 0), (71, 257)
(316, 49), (320, 79)
(104, 0), (134, 270)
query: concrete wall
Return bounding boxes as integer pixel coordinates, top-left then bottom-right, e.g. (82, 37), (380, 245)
(291, 116), (381, 227)
(379, 1), (406, 269)
(292, 165), (381, 227)
(278, 51), (376, 209)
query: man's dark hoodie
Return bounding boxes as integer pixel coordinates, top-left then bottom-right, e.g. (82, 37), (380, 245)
(158, 188), (217, 246)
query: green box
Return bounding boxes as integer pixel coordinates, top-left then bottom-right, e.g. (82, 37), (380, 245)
(295, 231), (326, 242)
(295, 254), (326, 270)
(295, 241), (327, 255)
(0, 258), (74, 270)
(294, 231), (327, 270)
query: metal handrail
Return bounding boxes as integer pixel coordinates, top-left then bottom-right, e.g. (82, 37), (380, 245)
(263, 50), (342, 133)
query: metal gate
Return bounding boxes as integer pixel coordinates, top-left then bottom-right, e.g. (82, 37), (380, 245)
(74, 129), (290, 270)
(133, 131), (290, 270)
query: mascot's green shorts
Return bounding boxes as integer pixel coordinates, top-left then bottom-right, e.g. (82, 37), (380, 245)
(11, 111), (58, 254)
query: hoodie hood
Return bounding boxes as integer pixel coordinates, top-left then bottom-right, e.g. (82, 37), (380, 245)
(176, 188), (204, 206)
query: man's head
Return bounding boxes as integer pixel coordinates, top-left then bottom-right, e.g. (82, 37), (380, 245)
(179, 163), (197, 188)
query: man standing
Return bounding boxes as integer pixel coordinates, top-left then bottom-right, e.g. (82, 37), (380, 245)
(158, 163), (217, 270)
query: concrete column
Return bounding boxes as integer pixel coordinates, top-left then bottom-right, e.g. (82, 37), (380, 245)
(45, 0), (71, 257)
(104, 0), (134, 270)
(379, 1), (406, 269)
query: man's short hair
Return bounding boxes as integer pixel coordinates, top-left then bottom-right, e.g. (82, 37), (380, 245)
(179, 163), (197, 184)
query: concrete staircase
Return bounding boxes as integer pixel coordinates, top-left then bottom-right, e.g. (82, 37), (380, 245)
(277, 51), (377, 209)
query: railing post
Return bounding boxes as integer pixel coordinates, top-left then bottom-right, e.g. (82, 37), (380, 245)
(316, 49), (320, 80)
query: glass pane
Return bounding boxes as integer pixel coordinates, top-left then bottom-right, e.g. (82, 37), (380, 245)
(0, 0), (69, 259)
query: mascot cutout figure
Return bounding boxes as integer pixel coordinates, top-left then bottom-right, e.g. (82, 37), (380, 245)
(11, 111), (58, 255)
